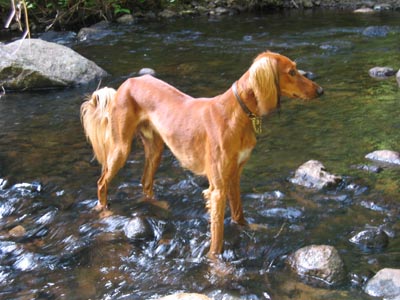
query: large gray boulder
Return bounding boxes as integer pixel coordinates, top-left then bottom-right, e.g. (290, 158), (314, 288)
(0, 39), (107, 91)
(364, 268), (400, 298)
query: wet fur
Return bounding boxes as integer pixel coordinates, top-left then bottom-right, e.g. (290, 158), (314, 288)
(80, 51), (323, 258)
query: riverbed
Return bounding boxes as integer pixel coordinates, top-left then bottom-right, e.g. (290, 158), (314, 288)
(0, 9), (399, 300)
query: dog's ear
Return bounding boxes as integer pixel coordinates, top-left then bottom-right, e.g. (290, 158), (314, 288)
(249, 56), (279, 115)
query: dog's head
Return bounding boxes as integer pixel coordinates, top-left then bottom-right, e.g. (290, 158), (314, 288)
(249, 51), (323, 114)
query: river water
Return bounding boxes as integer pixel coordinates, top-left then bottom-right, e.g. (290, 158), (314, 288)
(0, 9), (399, 300)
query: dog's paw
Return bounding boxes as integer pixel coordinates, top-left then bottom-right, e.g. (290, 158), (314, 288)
(93, 201), (113, 218)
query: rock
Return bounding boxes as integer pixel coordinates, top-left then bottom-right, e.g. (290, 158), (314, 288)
(362, 26), (390, 37)
(364, 268), (400, 298)
(116, 14), (135, 24)
(301, 0), (314, 8)
(397, 69), (400, 87)
(349, 228), (389, 251)
(368, 67), (396, 79)
(355, 164), (383, 173)
(354, 7), (375, 13)
(39, 30), (76, 45)
(365, 150), (400, 165)
(373, 3), (392, 10)
(158, 9), (178, 18)
(77, 26), (113, 42)
(290, 160), (342, 190)
(214, 7), (231, 15)
(0, 39), (107, 91)
(260, 207), (303, 221)
(155, 293), (211, 300)
(9, 225), (26, 237)
(138, 68), (156, 76)
(123, 217), (154, 241)
(288, 245), (346, 286)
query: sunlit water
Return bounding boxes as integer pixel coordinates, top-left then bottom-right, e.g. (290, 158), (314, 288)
(0, 9), (399, 300)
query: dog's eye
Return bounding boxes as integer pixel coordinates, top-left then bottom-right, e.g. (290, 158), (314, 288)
(289, 69), (296, 76)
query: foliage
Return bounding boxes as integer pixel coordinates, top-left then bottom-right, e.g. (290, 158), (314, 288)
(2, 0), (163, 31)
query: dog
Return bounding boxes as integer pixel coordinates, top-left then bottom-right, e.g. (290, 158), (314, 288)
(81, 51), (324, 258)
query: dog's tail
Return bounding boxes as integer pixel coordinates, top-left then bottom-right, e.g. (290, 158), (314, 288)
(81, 87), (117, 167)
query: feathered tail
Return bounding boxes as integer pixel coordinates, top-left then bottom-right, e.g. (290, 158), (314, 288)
(80, 87), (117, 167)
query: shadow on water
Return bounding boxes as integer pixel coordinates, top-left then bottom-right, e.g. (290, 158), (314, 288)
(0, 9), (399, 300)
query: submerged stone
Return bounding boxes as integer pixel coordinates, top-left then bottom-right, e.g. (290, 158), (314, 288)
(288, 245), (346, 286)
(9, 225), (26, 238)
(290, 160), (342, 190)
(362, 26), (390, 37)
(365, 150), (400, 165)
(124, 217), (154, 241)
(349, 228), (389, 251)
(368, 66), (396, 79)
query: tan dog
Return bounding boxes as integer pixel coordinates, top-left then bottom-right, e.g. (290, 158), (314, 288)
(81, 51), (323, 258)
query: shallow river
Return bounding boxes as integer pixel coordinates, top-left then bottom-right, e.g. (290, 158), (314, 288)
(0, 9), (399, 300)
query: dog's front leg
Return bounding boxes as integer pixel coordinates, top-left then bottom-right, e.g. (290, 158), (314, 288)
(207, 189), (227, 258)
(228, 169), (247, 226)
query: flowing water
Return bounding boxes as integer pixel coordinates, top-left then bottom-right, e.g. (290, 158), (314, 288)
(0, 9), (400, 300)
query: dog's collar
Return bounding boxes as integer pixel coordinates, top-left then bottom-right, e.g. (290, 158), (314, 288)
(232, 81), (262, 134)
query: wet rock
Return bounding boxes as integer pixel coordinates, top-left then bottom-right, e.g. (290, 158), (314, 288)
(349, 228), (389, 251)
(9, 225), (26, 238)
(39, 30), (76, 45)
(159, 9), (178, 18)
(368, 66), (396, 79)
(0, 39), (107, 91)
(290, 160), (342, 190)
(373, 3), (392, 10)
(301, 0), (314, 8)
(364, 268), (400, 298)
(116, 14), (135, 24)
(138, 68), (156, 76)
(213, 7), (231, 15)
(360, 200), (387, 213)
(155, 293), (211, 300)
(355, 164), (383, 173)
(362, 26), (390, 37)
(260, 207), (303, 221)
(365, 150), (400, 165)
(353, 7), (375, 13)
(77, 26), (113, 42)
(123, 217), (154, 241)
(288, 245), (346, 286)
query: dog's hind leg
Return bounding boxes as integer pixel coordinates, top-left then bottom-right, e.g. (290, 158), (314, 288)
(139, 127), (164, 199)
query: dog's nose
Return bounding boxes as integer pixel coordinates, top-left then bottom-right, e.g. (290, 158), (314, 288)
(317, 86), (324, 96)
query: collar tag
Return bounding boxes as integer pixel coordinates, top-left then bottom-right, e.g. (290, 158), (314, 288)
(251, 116), (262, 134)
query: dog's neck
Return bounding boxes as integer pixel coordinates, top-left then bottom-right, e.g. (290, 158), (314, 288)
(232, 81), (263, 134)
